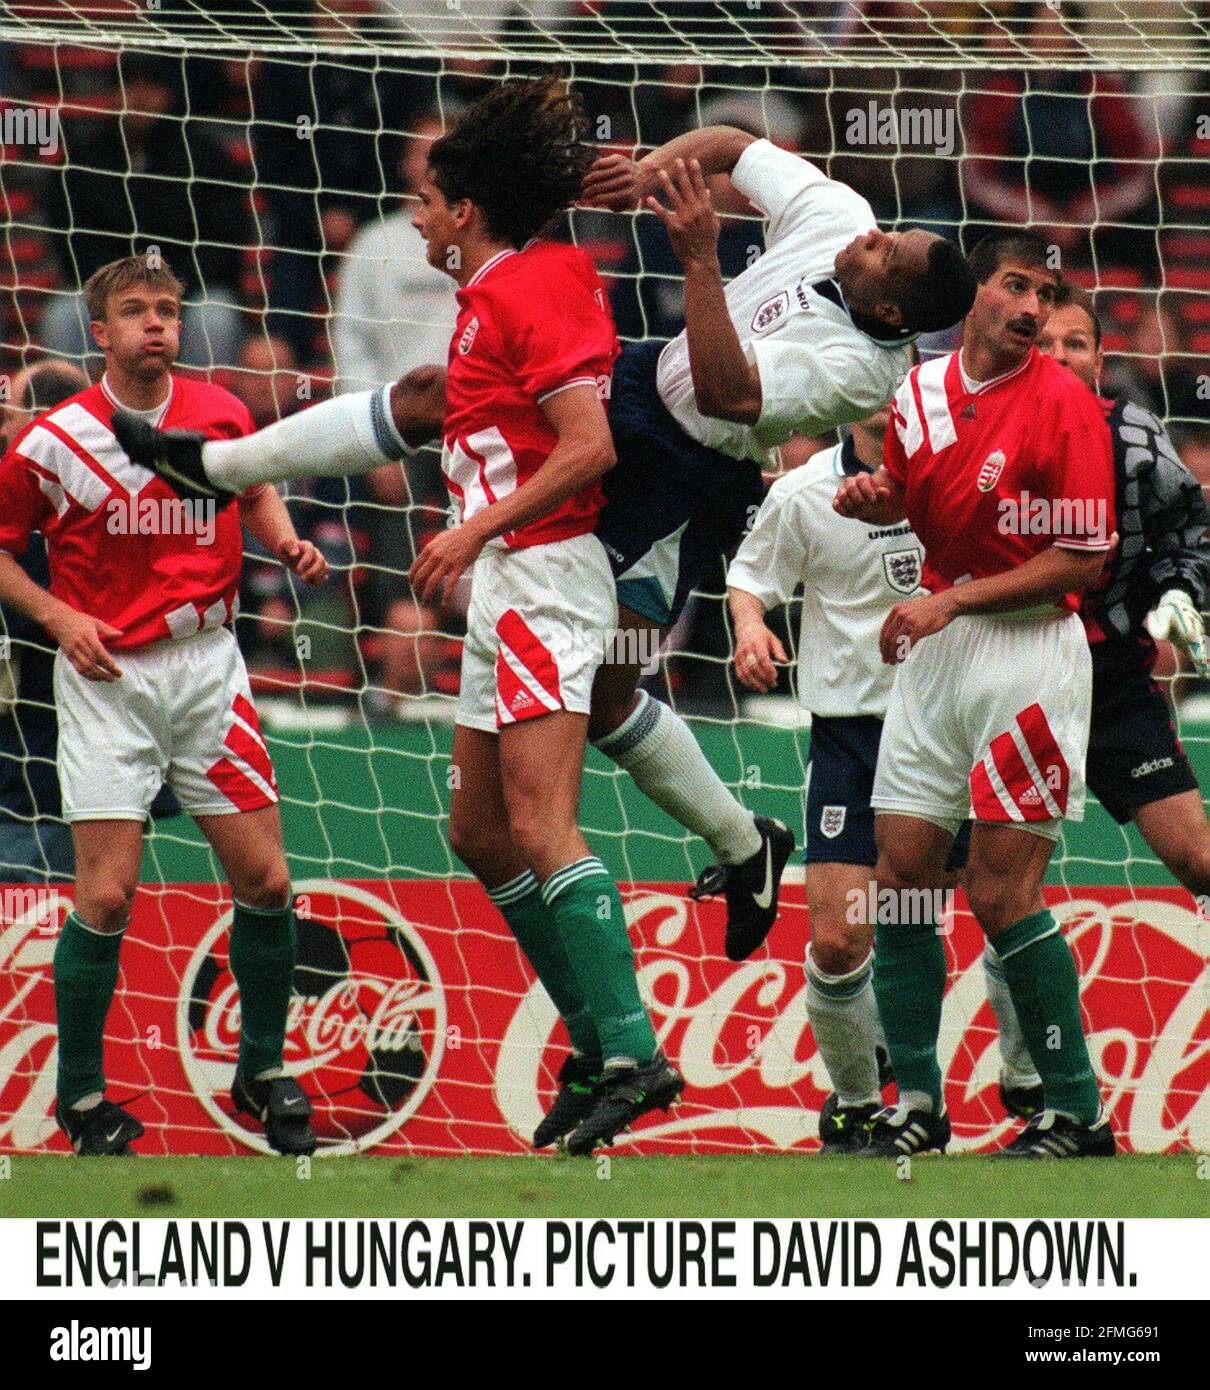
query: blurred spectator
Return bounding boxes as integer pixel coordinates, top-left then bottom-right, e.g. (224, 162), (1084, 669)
(229, 332), (303, 431)
(331, 112), (458, 394)
(226, 336), (372, 676)
(250, 1), (421, 361)
(376, 599), (446, 700)
(1113, 300), (1210, 449)
(39, 51), (251, 369)
(961, 2), (1160, 270)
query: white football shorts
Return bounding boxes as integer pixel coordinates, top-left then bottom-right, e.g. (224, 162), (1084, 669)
(871, 609), (1091, 842)
(55, 624), (278, 821)
(457, 531), (618, 733)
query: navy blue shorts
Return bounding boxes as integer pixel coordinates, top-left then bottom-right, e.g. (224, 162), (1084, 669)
(1086, 640), (1198, 824)
(597, 340), (766, 626)
(806, 714), (971, 869)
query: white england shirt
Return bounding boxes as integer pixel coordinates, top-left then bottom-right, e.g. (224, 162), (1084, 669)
(725, 439), (926, 718)
(656, 139), (914, 464)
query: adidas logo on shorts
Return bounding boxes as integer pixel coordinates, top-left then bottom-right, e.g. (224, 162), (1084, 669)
(510, 688), (536, 712)
(1018, 785), (1042, 807)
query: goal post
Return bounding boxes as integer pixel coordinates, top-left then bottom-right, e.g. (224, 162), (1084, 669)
(0, 2), (1205, 1158)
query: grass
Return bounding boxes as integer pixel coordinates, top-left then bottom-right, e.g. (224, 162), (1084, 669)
(1, 1153), (1202, 1220)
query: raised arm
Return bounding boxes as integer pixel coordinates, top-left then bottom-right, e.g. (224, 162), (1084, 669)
(644, 159), (762, 423)
(581, 125), (756, 211)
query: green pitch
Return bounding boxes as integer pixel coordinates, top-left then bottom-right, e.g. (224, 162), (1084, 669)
(1, 1153), (1202, 1220)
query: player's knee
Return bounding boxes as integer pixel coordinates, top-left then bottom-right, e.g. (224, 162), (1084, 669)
(873, 850), (934, 897)
(231, 857), (291, 911)
(964, 872), (1031, 936)
(448, 814), (499, 878)
(807, 917), (869, 977)
(80, 879), (136, 934)
(505, 802), (553, 868)
(587, 687), (636, 745)
(1162, 837), (1210, 900)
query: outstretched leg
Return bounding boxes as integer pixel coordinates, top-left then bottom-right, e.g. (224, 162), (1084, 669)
(589, 606), (792, 958)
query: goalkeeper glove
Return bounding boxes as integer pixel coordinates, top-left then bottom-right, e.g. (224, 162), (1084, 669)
(1146, 588), (1209, 678)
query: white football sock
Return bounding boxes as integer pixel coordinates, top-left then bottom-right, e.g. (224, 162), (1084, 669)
(805, 946), (883, 1107)
(982, 941), (1042, 1088)
(202, 387), (412, 491)
(593, 690), (762, 864)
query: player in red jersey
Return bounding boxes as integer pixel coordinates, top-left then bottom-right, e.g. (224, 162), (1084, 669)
(404, 79), (681, 1154)
(835, 231), (1118, 1159)
(0, 255), (328, 1155)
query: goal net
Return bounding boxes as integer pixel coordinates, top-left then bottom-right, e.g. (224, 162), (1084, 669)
(0, 1), (1205, 1158)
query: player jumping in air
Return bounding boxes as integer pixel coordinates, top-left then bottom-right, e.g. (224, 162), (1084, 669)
(0, 255), (329, 1156)
(835, 230), (1118, 1160)
(115, 78), (683, 1154)
(116, 121), (977, 966)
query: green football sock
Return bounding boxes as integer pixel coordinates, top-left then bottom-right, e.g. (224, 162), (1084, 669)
(228, 898), (296, 1080)
(488, 872), (601, 1059)
(991, 909), (1101, 1125)
(873, 917), (947, 1113)
(542, 857), (657, 1065)
(54, 910), (123, 1108)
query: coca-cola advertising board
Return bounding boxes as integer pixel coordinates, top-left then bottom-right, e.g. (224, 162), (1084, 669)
(0, 880), (1205, 1155)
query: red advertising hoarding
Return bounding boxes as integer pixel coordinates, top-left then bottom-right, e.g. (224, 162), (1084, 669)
(1, 881), (1205, 1156)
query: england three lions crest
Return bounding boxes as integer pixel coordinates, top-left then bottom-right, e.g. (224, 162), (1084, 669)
(820, 805), (846, 839)
(882, 546), (923, 595)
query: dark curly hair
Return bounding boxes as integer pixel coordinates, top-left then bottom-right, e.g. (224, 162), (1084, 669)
(427, 76), (593, 247)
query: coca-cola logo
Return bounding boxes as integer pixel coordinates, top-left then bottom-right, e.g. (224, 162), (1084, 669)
(495, 888), (1208, 1154)
(178, 880), (445, 1156)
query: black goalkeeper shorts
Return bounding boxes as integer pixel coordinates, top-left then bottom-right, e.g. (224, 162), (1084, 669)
(1086, 641), (1199, 824)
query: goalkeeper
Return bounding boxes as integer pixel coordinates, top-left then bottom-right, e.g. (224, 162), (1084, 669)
(117, 122), (976, 963)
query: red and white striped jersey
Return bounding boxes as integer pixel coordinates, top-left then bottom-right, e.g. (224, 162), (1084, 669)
(883, 348), (1115, 613)
(442, 240), (619, 549)
(0, 375), (259, 650)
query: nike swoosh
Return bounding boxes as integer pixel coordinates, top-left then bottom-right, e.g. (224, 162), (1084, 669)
(753, 837), (775, 911)
(105, 1127), (123, 1144)
(281, 1096), (302, 1107)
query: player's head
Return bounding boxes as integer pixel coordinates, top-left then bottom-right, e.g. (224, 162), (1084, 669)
(85, 253), (184, 381)
(964, 230), (1061, 366)
(834, 229), (975, 335)
(414, 76), (592, 280)
(1037, 283), (1102, 391)
(0, 359), (89, 451)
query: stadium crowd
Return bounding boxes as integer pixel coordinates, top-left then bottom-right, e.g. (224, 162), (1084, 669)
(0, 0), (1206, 729)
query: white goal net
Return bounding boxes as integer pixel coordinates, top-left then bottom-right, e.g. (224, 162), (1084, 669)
(0, 0), (1205, 1158)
